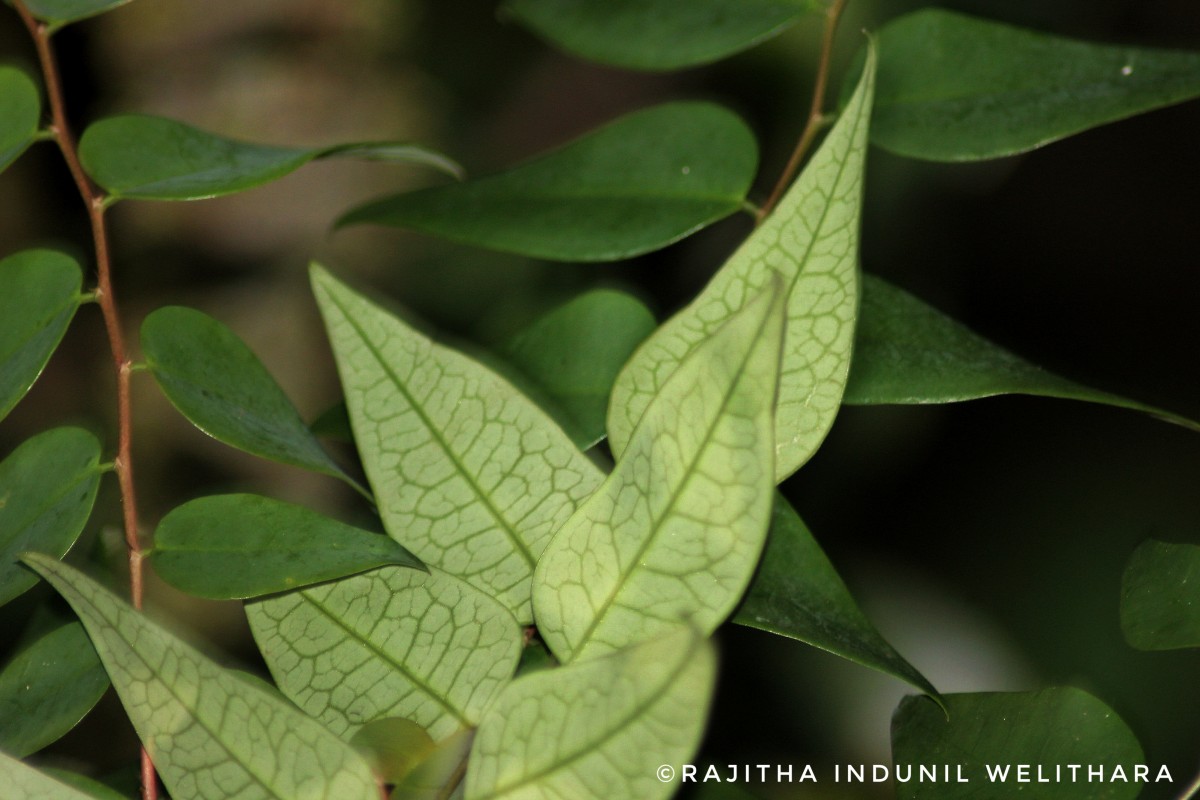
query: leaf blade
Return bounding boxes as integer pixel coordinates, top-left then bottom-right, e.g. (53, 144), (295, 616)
(0, 752), (112, 800)
(0, 67), (41, 173)
(1120, 539), (1200, 651)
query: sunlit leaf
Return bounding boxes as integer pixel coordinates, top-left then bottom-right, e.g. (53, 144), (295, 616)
(23, 554), (380, 800)
(248, 565), (522, 741)
(891, 689), (1145, 799)
(339, 103), (758, 262)
(311, 264), (604, 620)
(503, 0), (818, 70)
(395, 728), (475, 800)
(79, 114), (459, 201)
(0, 751), (110, 800)
(0, 250), (84, 423)
(349, 717), (436, 785)
(0, 427), (102, 606)
(609, 45), (876, 481)
(0, 67), (40, 172)
(149, 494), (423, 599)
(536, 283), (783, 663)
(1120, 539), (1200, 651)
(869, 9), (1200, 161)
(466, 628), (715, 800)
(736, 494), (939, 700)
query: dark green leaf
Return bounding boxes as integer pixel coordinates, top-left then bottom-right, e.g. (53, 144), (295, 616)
(79, 114), (459, 201)
(869, 9), (1200, 160)
(309, 402), (353, 441)
(339, 102), (758, 262)
(0, 621), (109, 757)
(38, 771), (127, 800)
(1120, 539), (1200, 651)
(0, 67), (40, 172)
(845, 275), (1200, 431)
(0, 427), (102, 606)
(891, 689), (1146, 799)
(349, 717), (435, 785)
(736, 494), (939, 701)
(149, 494), (423, 599)
(0, 250), (84, 423)
(8, 0), (132, 27)
(503, 0), (817, 70)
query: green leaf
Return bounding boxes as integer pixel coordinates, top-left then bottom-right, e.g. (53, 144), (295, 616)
(736, 494), (939, 700)
(502, 0), (817, 71)
(148, 494), (423, 599)
(311, 265), (604, 621)
(394, 728), (474, 800)
(0, 427), (102, 607)
(8, 0), (132, 27)
(891, 689), (1146, 799)
(0, 752), (111, 800)
(79, 114), (459, 201)
(339, 102), (758, 262)
(845, 275), (1200, 430)
(535, 283), (783, 663)
(1120, 539), (1200, 651)
(349, 717), (436, 785)
(466, 628), (715, 800)
(869, 9), (1200, 161)
(141, 306), (364, 490)
(609, 45), (876, 481)
(0, 250), (84, 423)
(495, 289), (657, 449)
(0, 67), (40, 173)
(22, 553), (380, 800)
(38, 770), (128, 800)
(0, 620), (109, 757)
(247, 565), (522, 741)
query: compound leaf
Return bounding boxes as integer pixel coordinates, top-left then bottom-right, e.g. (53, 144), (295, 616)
(149, 494), (423, 599)
(535, 283), (783, 663)
(23, 553), (380, 800)
(608, 45), (876, 481)
(0, 67), (40, 173)
(1120, 539), (1200, 651)
(339, 103), (757, 262)
(0, 751), (111, 800)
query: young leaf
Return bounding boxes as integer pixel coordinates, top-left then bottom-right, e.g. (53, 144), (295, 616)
(7, 0), (132, 27)
(0, 67), (40, 173)
(502, 0), (817, 71)
(247, 566), (522, 741)
(78, 114), (459, 201)
(0, 427), (102, 606)
(149, 494), (423, 599)
(870, 9), (1200, 161)
(0, 249), (84, 423)
(735, 494), (939, 700)
(608, 45), (876, 482)
(311, 265), (604, 620)
(0, 751), (111, 800)
(535, 283), (783, 664)
(338, 102), (758, 262)
(466, 628), (715, 800)
(1120, 539), (1200, 651)
(891, 689), (1145, 799)
(22, 553), (381, 800)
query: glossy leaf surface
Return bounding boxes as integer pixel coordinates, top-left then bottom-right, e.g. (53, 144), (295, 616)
(870, 9), (1200, 161)
(736, 494), (938, 699)
(892, 689), (1144, 799)
(0, 427), (101, 606)
(339, 103), (757, 262)
(25, 554), (380, 800)
(0, 250), (83, 423)
(0, 752), (108, 800)
(312, 265), (604, 620)
(466, 629), (715, 800)
(1120, 539), (1200, 651)
(609, 46), (876, 481)
(149, 494), (423, 599)
(536, 285), (783, 663)
(503, 0), (816, 70)
(0, 67), (40, 172)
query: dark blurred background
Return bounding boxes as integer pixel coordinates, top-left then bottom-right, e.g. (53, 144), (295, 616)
(1, 1), (1198, 797)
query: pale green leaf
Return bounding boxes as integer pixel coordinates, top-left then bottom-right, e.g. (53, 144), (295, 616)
(7, 0), (131, 26)
(39, 770), (128, 800)
(311, 264), (604, 621)
(466, 628), (715, 800)
(247, 566), (522, 742)
(149, 494), (423, 599)
(502, 0), (818, 71)
(0, 250), (84, 423)
(0, 427), (102, 606)
(338, 103), (758, 262)
(349, 717), (435, 785)
(394, 728), (474, 800)
(891, 689), (1145, 799)
(0, 67), (40, 172)
(1120, 539), (1200, 651)
(869, 9), (1200, 161)
(535, 283), (783, 663)
(23, 554), (380, 800)
(608, 45), (876, 482)
(0, 751), (111, 800)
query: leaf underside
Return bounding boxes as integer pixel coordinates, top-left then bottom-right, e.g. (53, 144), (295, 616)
(0, 751), (109, 800)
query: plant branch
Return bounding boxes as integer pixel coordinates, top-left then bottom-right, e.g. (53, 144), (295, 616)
(756, 0), (850, 223)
